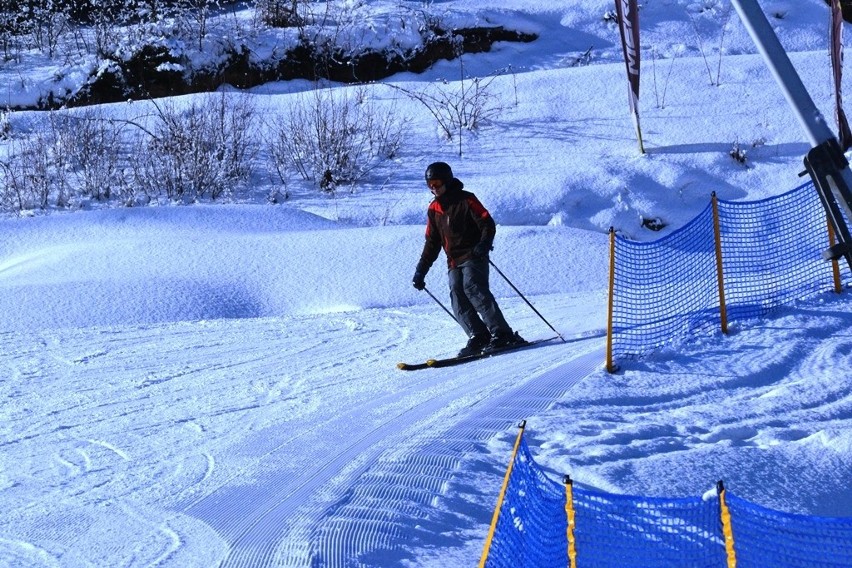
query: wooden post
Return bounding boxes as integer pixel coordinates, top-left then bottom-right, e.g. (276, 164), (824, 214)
(712, 193), (729, 334)
(606, 227), (618, 372)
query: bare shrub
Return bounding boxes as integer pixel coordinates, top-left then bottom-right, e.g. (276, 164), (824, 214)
(686, 0), (733, 86)
(267, 86), (408, 191)
(0, 110), (11, 139)
(0, 111), (117, 212)
(0, 129), (59, 211)
(0, 157), (27, 213)
(0, 9), (27, 62)
(256, 0), (304, 27)
(172, 0), (226, 51)
(72, 5), (125, 57)
(29, 1), (71, 58)
(57, 109), (131, 202)
(387, 69), (503, 156)
(129, 92), (257, 201)
(650, 45), (680, 109)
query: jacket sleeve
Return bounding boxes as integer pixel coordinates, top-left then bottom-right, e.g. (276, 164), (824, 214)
(468, 195), (496, 247)
(416, 208), (442, 274)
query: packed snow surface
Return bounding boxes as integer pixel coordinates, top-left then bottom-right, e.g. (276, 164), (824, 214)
(2, 0), (852, 566)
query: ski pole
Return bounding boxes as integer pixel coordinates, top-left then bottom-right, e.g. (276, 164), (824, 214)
(489, 259), (566, 342)
(424, 286), (458, 323)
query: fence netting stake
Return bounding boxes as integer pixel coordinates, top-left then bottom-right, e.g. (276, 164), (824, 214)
(717, 480), (738, 568)
(479, 420), (526, 568)
(606, 227), (617, 372)
(564, 474), (577, 568)
(712, 192), (729, 335)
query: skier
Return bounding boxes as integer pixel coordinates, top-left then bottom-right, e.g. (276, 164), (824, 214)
(412, 161), (524, 357)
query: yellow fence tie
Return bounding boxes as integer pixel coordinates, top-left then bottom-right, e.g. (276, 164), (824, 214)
(478, 420), (527, 568)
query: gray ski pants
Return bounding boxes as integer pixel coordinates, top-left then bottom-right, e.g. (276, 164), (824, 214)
(447, 257), (512, 338)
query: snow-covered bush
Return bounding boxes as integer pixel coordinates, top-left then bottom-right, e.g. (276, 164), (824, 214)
(267, 86), (407, 191)
(0, 127), (59, 211)
(129, 92), (257, 201)
(0, 108), (131, 212)
(729, 140), (747, 165)
(388, 70), (503, 156)
(58, 108), (131, 202)
(0, 110), (10, 139)
(256, 0), (303, 28)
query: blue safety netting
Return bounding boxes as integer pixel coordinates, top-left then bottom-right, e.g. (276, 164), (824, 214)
(717, 184), (835, 322)
(610, 182), (847, 362)
(483, 435), (726, 567)
(571, 485), (725, 567)
(610, 202), (719, 360)
(725, 493), (852, 567)
(482, 430), (852, 567)
(484, 435), (567, 568)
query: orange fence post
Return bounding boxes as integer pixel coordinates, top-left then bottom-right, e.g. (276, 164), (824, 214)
(606, 227), (617, 372)
(478, 420), (527, 568)
(717, 480), (737, 568)
(564, 475), (577, 568)
(711, 193), (729, 334)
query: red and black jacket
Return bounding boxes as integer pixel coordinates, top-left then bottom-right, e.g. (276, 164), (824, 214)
(417, 179), (496, 271)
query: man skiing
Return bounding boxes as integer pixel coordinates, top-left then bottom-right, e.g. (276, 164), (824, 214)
(412, 161), (523, 357)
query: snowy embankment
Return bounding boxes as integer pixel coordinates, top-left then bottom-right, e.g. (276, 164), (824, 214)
(1, 205), (605, 333)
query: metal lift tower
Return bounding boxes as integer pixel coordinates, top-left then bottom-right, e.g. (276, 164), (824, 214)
(732, 0), (852, 270)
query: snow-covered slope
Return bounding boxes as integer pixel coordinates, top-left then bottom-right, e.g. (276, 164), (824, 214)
(2, 0), (852, 566)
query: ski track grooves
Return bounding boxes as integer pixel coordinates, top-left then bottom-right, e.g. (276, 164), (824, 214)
(184, 343), (603, 567)
(310, 347), (603, 567)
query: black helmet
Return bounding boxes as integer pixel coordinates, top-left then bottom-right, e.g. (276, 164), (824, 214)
(425, 161), (453, 182)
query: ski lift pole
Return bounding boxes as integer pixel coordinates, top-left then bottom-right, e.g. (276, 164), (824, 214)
(730, 0), (835, 148)
(489, 259), (566, 342)
(731, 0), (852, 271)
(423, 286), (458, 324)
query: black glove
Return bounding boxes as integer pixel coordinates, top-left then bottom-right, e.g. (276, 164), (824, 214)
(412, 270), (426, 290)
(472, 240), (492, 259)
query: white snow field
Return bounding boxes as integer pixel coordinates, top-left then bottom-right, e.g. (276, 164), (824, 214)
(2, 0), (852, 566)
